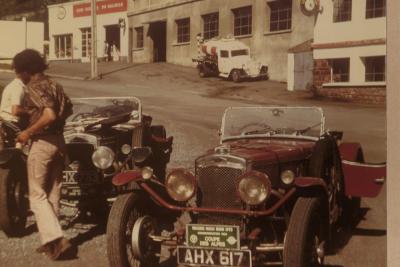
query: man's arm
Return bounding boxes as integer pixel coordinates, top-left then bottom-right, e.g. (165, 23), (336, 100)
(11, 105), (26, 116)
(10, 84), (25, 116)
(16, 108), (56, 143)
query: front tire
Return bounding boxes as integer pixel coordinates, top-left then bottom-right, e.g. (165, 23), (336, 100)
(198, 65), (207, 78)
(106, 193), (160, 267)
(284, 197), (325, 267)
(231, 70), (242, 83)
(0, 168), (28, 237)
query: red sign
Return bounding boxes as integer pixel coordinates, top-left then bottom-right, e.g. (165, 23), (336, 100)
(73, 0), (127, 17)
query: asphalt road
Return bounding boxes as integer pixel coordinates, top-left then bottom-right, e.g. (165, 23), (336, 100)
(0, 64), (387, 267)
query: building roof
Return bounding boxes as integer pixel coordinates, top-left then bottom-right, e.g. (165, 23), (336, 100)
(288, 39), (313, 53)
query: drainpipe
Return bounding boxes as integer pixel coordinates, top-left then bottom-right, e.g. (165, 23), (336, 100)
(91, 0), (98, 79)
(22, 17), (27, 49)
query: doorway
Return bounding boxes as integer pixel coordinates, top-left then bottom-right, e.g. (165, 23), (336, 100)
(149, 21), (166, 62)
(105, 24), (120, 61)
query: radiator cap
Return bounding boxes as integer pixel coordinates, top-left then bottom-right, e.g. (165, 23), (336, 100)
(214, 144), (230, 154)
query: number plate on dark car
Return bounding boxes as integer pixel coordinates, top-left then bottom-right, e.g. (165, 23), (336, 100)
(62, 170), (100, 184)
(186, 224), (240, 249)
(177, 247), (251, 267)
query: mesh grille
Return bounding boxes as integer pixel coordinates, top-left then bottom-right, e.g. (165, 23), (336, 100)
(197, 166), (243, 209)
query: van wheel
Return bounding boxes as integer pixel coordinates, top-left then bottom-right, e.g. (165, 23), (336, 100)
(198, 66), (207, 78)
(231, 70), (241, 83)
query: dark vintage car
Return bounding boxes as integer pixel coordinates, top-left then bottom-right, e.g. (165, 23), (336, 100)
(0, 97), (173, 236)
(107, 106), (385, 267)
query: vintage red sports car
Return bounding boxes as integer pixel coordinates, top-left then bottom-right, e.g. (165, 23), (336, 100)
(106, 106), (385, 267)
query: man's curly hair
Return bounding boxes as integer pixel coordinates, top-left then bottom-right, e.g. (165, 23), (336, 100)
(12, 49), (48, 75)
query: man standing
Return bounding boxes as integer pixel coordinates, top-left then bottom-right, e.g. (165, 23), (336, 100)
(0, 70), (29, 148)
(0, 70), (29, 125)
(14, 49), (73, 260)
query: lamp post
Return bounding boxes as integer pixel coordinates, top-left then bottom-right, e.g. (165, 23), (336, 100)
(91, 0), (98, 79)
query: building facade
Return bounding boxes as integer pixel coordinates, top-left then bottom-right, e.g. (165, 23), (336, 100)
(128, 0), (314, 81)
(0, 0), (76, 41)
(312, 0), (386, 104)
(48, 0), (129, 62)
(0, 18), (44, 63)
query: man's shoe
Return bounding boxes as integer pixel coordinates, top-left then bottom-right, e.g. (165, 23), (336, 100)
(47, 237), (72, 260)
(36, 243), (52, 254)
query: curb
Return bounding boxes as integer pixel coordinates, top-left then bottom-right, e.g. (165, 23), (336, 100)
(0, 68), (89, 81)
(0, 69), (13, 74)
(46, 73), (88, 81)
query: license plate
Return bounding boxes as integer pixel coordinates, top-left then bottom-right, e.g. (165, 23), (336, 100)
(62, 170), (100, 184)
(177, 247), (251, 267)
(186, 224), (240, 249)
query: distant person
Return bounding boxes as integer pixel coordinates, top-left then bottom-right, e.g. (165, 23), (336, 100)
(112, 44), (120, 62)
(104, 41), (109, 62)
(0, 65), (29, 148)
(14, 49), (73, 260)
(0, 68), (29, 127)
(107, 42), (112, 62)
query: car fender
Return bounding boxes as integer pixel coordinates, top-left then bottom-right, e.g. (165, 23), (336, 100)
(339, 142), (385, 197)
(0, 148), (24, 167)
(294, 177), (328, 194)
(112, 170), (143, 186)
(339, 142), (362, 161)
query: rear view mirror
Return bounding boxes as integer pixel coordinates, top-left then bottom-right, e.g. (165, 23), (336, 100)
(132, 147), (152, 163)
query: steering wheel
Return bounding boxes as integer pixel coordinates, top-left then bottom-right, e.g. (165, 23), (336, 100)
(70, 112), (97, 122)
(238, 122), (274, 136)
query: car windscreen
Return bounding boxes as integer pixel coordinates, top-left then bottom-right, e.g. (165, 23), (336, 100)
(221, 107), (324, 141)
(231, 49), (249, 57)
(66, 97), (141, 124)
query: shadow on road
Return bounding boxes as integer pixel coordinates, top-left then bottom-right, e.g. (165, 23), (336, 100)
(18, 222), (38, 237)
(328, 207), (386, 255)
(70, 223), (106, 248)
(57, 223), (107, 261)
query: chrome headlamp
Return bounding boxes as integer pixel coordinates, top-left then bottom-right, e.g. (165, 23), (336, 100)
(92, 146), (115, 170)
(237, 171), (271, 205)
(165, 169), (196, 202)
(121, 144), (132, 155)
(281, 170), (295, 185)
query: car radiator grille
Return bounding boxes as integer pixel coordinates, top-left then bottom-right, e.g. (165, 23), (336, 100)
(196, 165), (243, 225)
(66, 143), (96, 170)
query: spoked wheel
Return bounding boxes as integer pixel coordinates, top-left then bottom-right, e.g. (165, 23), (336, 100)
(0, 168), (29, 237)
(309, 137), (344, 227)
(106, 193), (160, 267)
(283, 197), (326, 267)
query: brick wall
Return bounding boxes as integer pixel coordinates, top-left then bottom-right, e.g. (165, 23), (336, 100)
(313, 59), (386, 105)
(313, 59), (331, 87)
(316, 86), (386, 105)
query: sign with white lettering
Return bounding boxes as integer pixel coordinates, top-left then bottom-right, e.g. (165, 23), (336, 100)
(177, 247), (252, 267)
(73, 0), (127, 17)
(186, 224), (240, 249)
